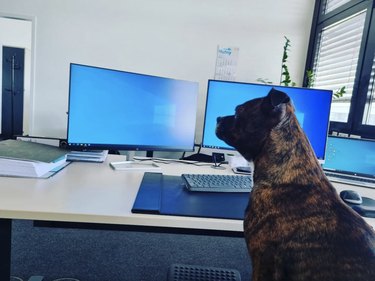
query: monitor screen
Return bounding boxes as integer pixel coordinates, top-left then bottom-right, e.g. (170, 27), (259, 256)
(201, 80), (332, 162)
(67, 63), (199, 151)
(323, 136), (375, 176)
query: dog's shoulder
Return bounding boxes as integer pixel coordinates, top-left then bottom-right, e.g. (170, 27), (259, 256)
(245, 180), (375, 280)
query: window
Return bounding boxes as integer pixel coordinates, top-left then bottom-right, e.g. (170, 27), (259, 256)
(306, 0), (375, 138)
(324, 0), (353, 13)
(312, 10), (366, 123)
(362, 55), (375, 125)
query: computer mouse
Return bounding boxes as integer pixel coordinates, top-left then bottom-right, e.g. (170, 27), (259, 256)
(339, 190), (363, 205)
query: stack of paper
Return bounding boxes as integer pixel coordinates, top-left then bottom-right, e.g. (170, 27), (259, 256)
(66, 150), (109, 162)
(0, 139), (69, 178)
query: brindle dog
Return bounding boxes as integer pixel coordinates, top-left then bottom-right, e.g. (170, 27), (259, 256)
(216, 88), (375, 281)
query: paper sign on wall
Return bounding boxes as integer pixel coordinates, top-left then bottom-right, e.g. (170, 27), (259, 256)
(214, 46), (239, 81)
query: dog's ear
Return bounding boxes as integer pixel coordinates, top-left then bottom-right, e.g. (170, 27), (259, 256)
(268, 88), (290, 107)
(262, 88), (290, 115)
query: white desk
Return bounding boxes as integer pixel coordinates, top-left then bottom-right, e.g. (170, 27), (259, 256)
(0, 155), (243, 231)
(1, 154), (374, 280)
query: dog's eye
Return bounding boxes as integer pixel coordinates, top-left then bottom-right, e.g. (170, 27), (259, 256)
(234, 107), (242, 119)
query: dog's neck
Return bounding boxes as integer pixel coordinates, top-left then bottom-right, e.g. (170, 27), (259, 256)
(253, 112), (325, 186)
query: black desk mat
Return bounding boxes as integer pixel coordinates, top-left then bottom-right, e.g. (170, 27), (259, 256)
(132, 172), (249, 220)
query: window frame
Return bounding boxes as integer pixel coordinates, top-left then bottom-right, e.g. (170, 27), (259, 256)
(305, 0), (375, 138)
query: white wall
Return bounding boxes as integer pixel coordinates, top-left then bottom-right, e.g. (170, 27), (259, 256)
(0, 0), (315, 142)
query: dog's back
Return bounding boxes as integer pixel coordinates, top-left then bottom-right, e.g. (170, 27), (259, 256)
(216, 88), (375, 280)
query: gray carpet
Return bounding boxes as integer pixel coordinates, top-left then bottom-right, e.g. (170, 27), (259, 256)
(11, 220), (252, 281)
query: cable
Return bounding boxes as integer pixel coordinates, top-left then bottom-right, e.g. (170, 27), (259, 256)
(10, 277), (24, 281)
(52, 277), (79, 281)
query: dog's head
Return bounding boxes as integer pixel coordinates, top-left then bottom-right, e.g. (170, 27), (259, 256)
(216, 88), (292, 161)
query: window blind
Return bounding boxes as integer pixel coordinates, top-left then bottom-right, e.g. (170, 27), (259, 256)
(324, 0), (352, 14)
(312, 10), (366, 122)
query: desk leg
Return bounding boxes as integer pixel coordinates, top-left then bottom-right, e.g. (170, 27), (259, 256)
(0, 218), (11, 281)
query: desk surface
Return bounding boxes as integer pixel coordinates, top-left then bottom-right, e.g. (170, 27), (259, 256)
(0, 154), (374, 232)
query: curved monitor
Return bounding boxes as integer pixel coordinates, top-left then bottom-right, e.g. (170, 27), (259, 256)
(201, 80), (333, 163)
(67, 63), (199, 152)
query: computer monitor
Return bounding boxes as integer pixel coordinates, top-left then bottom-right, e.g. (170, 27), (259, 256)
(67, 63), (199, 152)
(201, 80), (333, 163)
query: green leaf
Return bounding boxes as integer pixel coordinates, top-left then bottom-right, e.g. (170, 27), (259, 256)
(333, 86), (346, 99)
(256, 78), (273, 84)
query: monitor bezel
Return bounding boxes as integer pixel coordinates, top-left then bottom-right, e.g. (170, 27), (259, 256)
(200, 79), (333, 164)
(66, 63), (199, 152)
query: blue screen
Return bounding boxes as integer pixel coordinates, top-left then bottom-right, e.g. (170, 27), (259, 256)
(202, 80), (332, 160)
(67, 63), (199, 151)
(323, 136), (375, 176)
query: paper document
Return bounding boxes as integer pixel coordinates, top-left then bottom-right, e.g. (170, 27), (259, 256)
(67, 150), (109, 162)
(214, 45), (239, 81)
(0, 139), (69, 178)
(109, 161), (160, 171)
